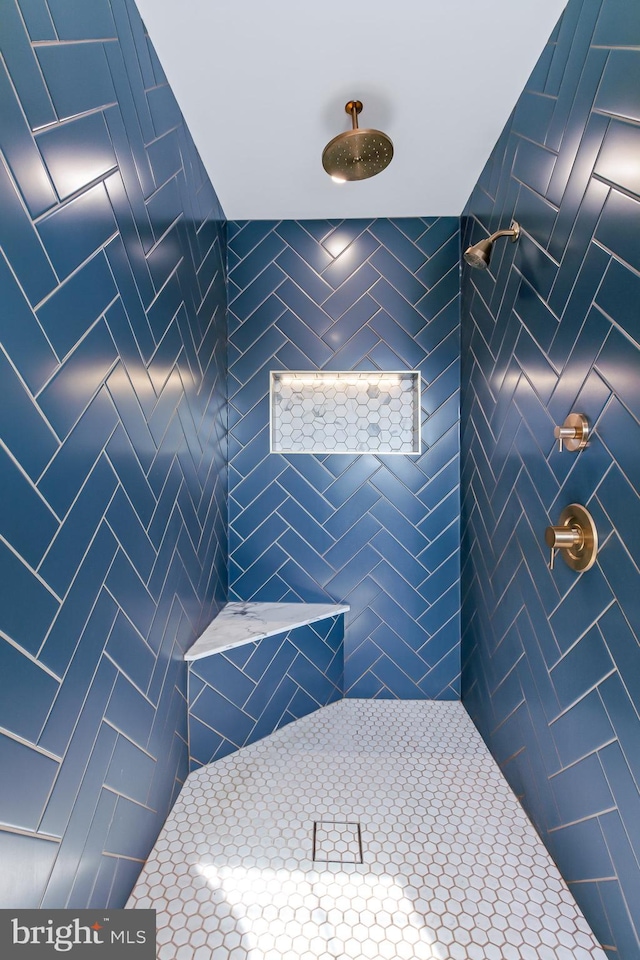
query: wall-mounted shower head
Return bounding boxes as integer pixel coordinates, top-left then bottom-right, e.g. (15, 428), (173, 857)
(322, 100), (393, 182)
(463, 221), (521, 269)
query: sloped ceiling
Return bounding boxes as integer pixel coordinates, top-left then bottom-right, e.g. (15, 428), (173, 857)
(134, 0), (568, 220)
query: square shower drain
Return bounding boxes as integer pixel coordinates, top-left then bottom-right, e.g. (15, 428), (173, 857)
(312, 821), (363, 864)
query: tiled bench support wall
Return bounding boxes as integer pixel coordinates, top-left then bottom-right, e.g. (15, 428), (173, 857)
(185, 604), (348, 770)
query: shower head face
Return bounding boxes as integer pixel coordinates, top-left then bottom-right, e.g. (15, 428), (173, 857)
(322, 128), (394, 181)
(463, 238), (493, 269)
(323, 99), (394, 181)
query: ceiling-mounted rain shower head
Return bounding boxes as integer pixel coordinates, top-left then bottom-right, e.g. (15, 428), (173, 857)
(322, 100), (394, 182)
(463, 221), (521, 269)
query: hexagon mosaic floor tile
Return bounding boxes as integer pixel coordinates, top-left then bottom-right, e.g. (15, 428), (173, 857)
(128, 700), (607, 960)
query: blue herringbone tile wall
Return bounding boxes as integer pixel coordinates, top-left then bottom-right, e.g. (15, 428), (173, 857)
(228, 219), (461, 700)
(0, 0), (227, 909)
(460, 0), (640, 955)
(188, 616), (344, 769)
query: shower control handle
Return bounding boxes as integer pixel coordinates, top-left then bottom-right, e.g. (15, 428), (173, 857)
(544, 504), (598, 573)
(545, 525), (583, 570)
(554, 413), (589, 452)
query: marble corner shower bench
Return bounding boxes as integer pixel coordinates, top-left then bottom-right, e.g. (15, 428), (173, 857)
(184, 602), (349, 771)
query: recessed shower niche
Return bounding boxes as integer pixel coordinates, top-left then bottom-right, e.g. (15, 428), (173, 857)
(270, 370), (421, 455)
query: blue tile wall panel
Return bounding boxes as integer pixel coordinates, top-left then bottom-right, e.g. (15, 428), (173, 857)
(188, 616), (344, 769)
(0, 0), (227, 909)
(228, 219), (461, 699)
(460, 0), (640, 955)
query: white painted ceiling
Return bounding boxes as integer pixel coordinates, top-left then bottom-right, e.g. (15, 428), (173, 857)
(134, 0), (567, 220)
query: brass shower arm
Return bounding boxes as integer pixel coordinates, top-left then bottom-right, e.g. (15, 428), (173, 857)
(487, 224), (520, 243)
(346, 100), (363, 129)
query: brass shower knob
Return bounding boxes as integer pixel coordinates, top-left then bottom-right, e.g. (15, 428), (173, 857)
(554, 413), (589, 452)
(545, 504), (598, 572)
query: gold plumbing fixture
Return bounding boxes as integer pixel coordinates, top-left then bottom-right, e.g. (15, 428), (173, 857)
(545, 504), (598, 572)
(554, 413), (589, 452)
(463, 221), (521, 270)
(322, 100), (394, 181)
